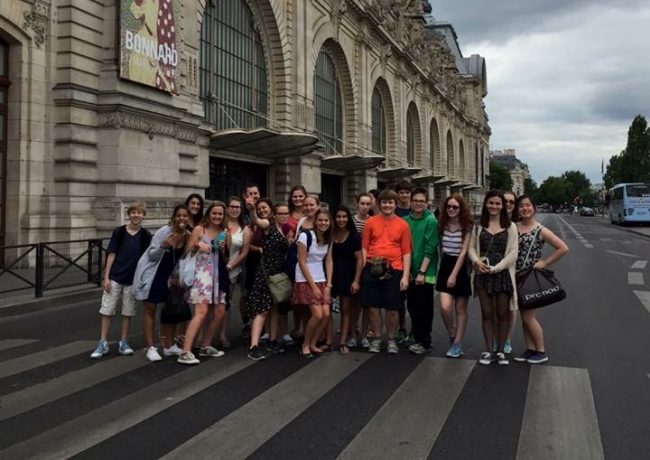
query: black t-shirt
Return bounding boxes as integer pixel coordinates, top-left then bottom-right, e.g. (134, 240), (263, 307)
(395, 206), (411, 218)
(107, 227), (149, 285)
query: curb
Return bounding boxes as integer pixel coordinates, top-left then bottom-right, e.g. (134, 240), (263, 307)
(0, 287), (102, 318)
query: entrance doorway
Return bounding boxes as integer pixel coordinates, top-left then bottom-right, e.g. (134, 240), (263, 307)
(207, 157), (268, 201)
(321, 173), (343, 208)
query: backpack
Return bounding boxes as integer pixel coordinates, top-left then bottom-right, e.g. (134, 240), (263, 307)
(285, 228), (312, 281)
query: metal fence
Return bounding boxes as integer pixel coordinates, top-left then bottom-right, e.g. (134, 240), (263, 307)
(0, 239), (107, 298)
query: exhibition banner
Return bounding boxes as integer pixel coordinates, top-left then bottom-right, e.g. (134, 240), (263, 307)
(119, 0), (178, 94)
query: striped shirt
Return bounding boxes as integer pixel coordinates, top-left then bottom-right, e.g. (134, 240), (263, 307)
(441, 228), (464, 256)
(352, 214), (367, 235)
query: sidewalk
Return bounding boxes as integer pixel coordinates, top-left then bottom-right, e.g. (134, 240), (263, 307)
(593, 214), (650, 238)
(0, 285), (102, 317)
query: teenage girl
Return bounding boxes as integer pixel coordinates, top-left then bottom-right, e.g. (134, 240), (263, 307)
(294, 208), (333, 357)
(469, 191), (518, 366)
(177, 201), (230, 364)
(330, 205), (363, 354)
(436, 195), (473, 358)
(514, 195), (568, 364)
(134, 204), (190, 362)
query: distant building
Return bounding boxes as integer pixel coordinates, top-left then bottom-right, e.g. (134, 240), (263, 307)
(490, 149), (530, 196)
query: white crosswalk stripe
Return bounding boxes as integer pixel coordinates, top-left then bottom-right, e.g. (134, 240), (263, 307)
(0, 339), (607, 460)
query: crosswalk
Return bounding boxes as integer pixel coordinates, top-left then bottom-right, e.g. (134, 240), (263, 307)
(0, 338), (605, 460)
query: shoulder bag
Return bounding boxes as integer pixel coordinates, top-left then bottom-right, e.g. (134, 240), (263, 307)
(263, 255), (292, 304)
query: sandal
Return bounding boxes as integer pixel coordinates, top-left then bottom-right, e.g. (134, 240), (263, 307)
(339, 344), (350, 355)
(299, 350), (314, 358)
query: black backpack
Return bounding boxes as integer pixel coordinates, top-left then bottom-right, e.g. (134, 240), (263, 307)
(285, 229), (312, 281)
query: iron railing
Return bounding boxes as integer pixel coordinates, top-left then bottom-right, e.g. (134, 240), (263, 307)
(0, 238), (107, 298)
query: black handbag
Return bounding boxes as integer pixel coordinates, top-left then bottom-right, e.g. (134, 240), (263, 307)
(161, 286), (192, 323)
(516, 267), (566, 310)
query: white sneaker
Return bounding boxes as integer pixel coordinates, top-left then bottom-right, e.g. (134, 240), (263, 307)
(496, 352), (509, 365)
(282, 334), (294, 346)
(163, 344), (183, 356)
(177, 351), (200, 365)
(146, 346), (162, 362)
(260, 332), (270, 342)
(361, 338), (370, 349)
(346, 337), (357, 348)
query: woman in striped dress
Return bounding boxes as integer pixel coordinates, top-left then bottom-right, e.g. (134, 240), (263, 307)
(436, 195), (473, 358)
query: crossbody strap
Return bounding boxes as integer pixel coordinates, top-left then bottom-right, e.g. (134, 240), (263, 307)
(522, 225), (542, 268)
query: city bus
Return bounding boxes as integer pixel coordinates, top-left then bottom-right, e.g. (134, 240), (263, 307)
(608, 183), (650, 224)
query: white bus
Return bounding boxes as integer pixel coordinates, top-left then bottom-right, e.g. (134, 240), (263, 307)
(608, 183), (650, 224)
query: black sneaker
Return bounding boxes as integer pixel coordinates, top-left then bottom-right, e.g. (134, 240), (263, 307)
(247, 345), (266, 361)
(266, 340), (285, 354)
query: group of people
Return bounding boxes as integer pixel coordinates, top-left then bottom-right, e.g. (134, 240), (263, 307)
(90, 180), (568, 367)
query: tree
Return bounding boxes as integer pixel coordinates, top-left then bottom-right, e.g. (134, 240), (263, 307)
(561, 170), (593, 205)
(538, 176), (569, 207)
(488, 161), (513, 191)
(523, 177), (539, 200)
(604, 115), (650, 187)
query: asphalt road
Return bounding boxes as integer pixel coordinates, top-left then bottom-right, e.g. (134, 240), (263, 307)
(0, 213), (649, 460)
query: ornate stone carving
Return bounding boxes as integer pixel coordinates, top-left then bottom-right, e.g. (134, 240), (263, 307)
(97, 112), (207, 145)
(379, 44), (392, 75)
(23, 0), (50, 48)
(330, 0), (347, 39)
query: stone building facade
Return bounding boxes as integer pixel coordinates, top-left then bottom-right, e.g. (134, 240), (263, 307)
(490, 149), (530, 196)
(0, 0), (490, 247)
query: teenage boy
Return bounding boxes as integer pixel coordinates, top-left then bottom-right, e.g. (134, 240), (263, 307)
(91, 201), (152, 358)
(359, 189), (412, 353)
(404, 187), (439, 354)
(394, 181), (412, 218)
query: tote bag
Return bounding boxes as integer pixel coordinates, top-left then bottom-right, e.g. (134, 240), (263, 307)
(516, 267), (566, 310)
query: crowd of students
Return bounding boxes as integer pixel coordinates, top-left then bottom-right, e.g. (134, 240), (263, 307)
(90, 180), (568, 366)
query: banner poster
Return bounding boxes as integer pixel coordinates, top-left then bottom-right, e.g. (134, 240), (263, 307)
(119, 0), (179, 94)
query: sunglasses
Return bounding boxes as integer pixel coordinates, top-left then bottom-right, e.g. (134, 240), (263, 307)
(446, 205), (460, 210)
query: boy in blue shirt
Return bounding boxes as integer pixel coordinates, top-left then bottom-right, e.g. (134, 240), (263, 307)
(91, 201), (152, 358)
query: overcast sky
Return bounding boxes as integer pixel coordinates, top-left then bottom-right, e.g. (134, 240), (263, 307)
(433, 0), (650, 185)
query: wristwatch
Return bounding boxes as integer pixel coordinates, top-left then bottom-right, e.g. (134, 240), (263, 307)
(417, 270), (426, 276)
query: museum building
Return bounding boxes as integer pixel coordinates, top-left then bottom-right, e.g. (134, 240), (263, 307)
(0, 0), (490, 246)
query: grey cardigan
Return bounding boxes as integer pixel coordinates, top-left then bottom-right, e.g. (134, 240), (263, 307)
(133, 225), (174, 301)
(468, 222), (519, 311)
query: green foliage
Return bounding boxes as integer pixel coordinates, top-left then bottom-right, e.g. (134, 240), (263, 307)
(488, 161), (513, 191)
(523, 178), (538, 200)
(604, 115), (650, 188)
(537, 171), (595, 207)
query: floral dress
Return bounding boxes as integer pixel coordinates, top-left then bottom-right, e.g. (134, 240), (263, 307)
(189, 234), (229, 305)
(245, 225), (288, 317)
(517, 225), (545, 272)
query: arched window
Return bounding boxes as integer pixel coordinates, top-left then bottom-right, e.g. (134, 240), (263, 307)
(446, 130), (454, 176)
(314, 51), (343, 156)
(430, 118), (440, 171)
(200, 0), (268, 130)
(406, 111), (415, 166)
(371, 87), (386, 156)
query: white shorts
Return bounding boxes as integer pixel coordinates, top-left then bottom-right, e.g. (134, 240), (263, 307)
(99, 281), (137, 317)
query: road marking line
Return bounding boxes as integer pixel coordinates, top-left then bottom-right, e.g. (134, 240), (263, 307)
(633, 291), (650, 314)
(606, 250), (638, 258)
(0, 340), (96, 379)
(0, 355), (149, 421)
(0, 354), (255, 460)
(557, 216), (592, 249)
(0, 339), (38, 352)
(628, 272), (644, 285)
(516, 366), (605, 460)
(337, 358), (474, 460)
(162, 354), (372, 460)
(600, 237), (614, 241)
(631, 260), (648, 269)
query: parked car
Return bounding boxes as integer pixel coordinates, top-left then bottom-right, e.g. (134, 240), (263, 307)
(579, 207), (595, 216)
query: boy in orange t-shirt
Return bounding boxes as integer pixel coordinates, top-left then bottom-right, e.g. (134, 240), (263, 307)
(359, 189), (412, 353)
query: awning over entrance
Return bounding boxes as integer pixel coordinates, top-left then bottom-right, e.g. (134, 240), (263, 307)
(412, 171), (445, 183)
(377, 166), (422, 181)
(462, 184), (482, 191)
(209, 128), (321, 160)
(435, 177), (459, 186)
(321, 153), (385, 172)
